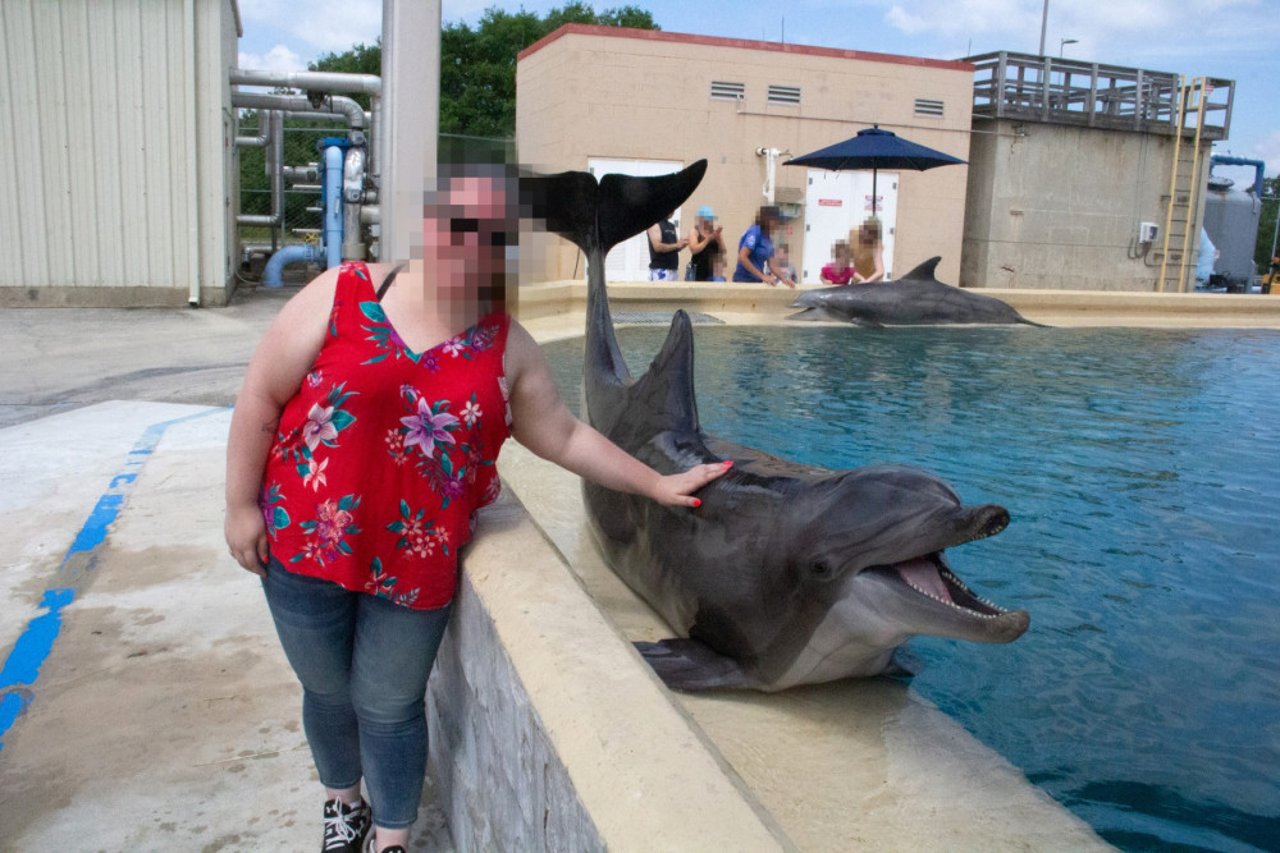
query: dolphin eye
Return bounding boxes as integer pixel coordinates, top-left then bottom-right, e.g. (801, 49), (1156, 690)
(810, 560), (833, 578)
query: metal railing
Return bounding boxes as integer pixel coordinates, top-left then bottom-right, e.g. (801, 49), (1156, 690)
(966, 51), (1233, 139)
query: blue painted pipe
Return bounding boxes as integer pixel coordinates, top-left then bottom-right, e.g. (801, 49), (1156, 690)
(263, 242), (322, 288)
(323, 144), (345, 270)
(1209, 155), (1266, 196)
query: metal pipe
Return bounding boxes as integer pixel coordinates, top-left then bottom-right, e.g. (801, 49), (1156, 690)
(284, 166), (321, 183)
(323, 144), (345, 269)
(231, 91), (366, 130)
(1209, 154), (1266, 197)
(343, 146), (367, 259)
(230, 68), (381, 96)
(1038, 0), (1049, 56)
(270, 111), (284, 249)
(237, 214), (277, 226)
(185, 0), (200, 306)
(263, 243), (323, 288)
(272, 109), (372, 125)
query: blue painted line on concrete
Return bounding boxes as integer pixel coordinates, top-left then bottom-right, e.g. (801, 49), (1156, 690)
(0, 407), (225, 748)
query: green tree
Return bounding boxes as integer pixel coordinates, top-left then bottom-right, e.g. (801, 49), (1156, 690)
(1257, 175), (1279, 273)
(308, 4), (659, 137)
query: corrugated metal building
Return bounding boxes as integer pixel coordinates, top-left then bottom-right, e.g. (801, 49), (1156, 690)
(0, 0), (241, 307)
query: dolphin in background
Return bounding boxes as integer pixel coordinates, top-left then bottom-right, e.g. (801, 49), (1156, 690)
(790, 257), (1044, 328)
(524, 163), (1030, 692)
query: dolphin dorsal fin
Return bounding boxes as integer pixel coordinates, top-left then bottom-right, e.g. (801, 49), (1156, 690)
(629, 309), (700, 433)
(899, 256), (943, 282)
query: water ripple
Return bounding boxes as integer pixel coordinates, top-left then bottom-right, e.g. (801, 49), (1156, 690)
(544, 325), (1280, 850)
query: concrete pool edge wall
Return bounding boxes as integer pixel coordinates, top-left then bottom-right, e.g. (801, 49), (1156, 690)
(426, 306), (1115, 850)
(515, 279), (1280, 329)
(427, 489), (792, 850)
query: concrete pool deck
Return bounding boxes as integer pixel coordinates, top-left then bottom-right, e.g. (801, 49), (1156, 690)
(2, 280), (1277, 849)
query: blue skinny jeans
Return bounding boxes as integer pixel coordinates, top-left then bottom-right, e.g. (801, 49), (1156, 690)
(261, 559), (453, 829)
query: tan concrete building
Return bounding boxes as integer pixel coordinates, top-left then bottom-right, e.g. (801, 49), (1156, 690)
(961, 52), (1233, 292)
(516, 24), (974, 286)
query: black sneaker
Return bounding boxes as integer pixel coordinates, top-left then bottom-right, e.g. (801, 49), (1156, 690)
(322, 797), (371, 852)
(363, 835), (406, 853)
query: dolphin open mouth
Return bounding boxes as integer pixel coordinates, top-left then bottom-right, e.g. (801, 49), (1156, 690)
(889, 553), (1010, 619)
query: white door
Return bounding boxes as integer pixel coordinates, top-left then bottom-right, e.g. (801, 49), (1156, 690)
(801, 169), (898, 283)
(587, 158), (685, 281)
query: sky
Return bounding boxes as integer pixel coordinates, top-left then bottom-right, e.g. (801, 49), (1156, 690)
(235, 0), (1280, 185)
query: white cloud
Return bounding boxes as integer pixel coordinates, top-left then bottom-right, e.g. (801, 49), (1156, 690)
(1248, 131), (1280, 178)
(238, 45), (307, 74)
(238, 0), (382, 53)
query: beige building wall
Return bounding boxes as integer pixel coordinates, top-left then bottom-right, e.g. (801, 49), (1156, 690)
(0, 0), (241, 307)
(962, 118), (1209, 291)
(516, 25), (973, 285)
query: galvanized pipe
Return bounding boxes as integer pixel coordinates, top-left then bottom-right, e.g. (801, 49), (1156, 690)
(230, 69), (381, 96)
(231, 91), (366, 130)
(343, 146), (367, 259)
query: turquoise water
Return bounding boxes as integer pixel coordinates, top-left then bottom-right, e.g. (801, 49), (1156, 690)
(543, 324), (1280, 852)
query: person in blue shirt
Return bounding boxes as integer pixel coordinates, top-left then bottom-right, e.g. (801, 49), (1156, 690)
(733, 206), (791, 288)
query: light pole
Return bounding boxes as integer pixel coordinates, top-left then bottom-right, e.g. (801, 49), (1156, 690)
(1059, 38), (1078, 57)
(1038, 0), (1049, 55)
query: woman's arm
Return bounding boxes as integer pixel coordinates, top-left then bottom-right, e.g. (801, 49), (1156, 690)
(863, 247), (886, 283)
(224, 267), (340, 575)
(647, 224), (687, 253)
(505, 322), (729, 505)
(737, 245), (777, 285)
(687, 226), (709, 254)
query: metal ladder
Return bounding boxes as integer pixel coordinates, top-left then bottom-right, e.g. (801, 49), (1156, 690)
(1157, 77), (1211, 293)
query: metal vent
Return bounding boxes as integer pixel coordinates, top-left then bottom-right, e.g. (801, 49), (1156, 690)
(768, 84), (801, 106)
(612, 311), (725, 326)
(914, 98), (945, 117)
(710, 81), (745, 101)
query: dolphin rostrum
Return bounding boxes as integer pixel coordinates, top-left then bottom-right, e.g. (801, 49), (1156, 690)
(790, 257), (1044, 328)
(526, 163), (1030, 692)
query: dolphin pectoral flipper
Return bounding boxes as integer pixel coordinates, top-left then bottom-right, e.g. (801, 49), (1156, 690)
(634, 639), (757, 691)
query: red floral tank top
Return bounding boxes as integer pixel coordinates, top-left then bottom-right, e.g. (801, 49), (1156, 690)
(260, 261), (512, 608)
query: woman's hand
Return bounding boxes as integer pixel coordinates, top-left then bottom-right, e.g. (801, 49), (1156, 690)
(225, 502), (269, 577)
(648, 461), (733, 508)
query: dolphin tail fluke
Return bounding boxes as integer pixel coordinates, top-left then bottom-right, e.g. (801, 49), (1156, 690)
(521, 160), (708, 255)
(634, 638), (756, 691)
(899, 256), (943, 282)
(521, 170), (601, 253)
(598, 161), (708, 252)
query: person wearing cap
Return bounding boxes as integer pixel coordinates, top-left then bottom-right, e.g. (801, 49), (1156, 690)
(686, 204), (725, 282)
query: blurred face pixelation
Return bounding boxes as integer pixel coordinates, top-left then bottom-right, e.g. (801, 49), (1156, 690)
(423, 172), (517, 315)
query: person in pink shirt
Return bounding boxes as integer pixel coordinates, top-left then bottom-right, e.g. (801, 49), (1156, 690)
(820, 240), (855, 285)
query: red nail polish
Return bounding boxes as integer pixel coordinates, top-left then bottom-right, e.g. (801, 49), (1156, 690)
(723, 460), (734, 468)
(692, 498), (702, 508)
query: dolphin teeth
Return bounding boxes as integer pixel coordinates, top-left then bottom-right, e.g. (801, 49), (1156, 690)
(896, 563), (1010, 619)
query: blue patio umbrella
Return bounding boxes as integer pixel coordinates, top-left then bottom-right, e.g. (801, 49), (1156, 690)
(784, 125), (966, 216)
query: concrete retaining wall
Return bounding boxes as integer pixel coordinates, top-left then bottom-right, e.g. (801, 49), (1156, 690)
(425, 491), (789, 852)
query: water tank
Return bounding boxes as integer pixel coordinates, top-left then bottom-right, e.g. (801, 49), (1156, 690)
(1201, 176), (1261, 292)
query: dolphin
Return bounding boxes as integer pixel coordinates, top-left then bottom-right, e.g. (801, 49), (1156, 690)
(525, 163), (1030, 692)
(790, 257), (1044, 328)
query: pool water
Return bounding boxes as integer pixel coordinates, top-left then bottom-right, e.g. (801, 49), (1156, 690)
(543, 324), (1280, 852)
